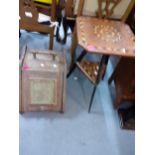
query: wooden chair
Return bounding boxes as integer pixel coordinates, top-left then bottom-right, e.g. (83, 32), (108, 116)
(19, 0), (57, 49)
(34, 0), (66, 43)
(32, 0), (71, 44)
(67, 0), (135, 112)
(33, 0), (57, 20)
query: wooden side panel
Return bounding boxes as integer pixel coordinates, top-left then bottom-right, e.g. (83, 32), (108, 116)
(19, 46), (27, 113)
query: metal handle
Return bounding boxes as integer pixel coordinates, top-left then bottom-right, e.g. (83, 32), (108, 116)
(32, 51), (57, 61)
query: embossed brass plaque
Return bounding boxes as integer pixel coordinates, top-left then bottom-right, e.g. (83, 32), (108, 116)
(30, 79), (56, 105)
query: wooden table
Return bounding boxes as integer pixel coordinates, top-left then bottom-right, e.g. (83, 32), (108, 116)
(67, 16), (135, 112)
(76, 16), (135, 57)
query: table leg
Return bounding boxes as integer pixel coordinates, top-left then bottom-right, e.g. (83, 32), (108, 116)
(70, 26), (78, 69)
(88, 85), (97, 113)
(102, 55), (109, 79)
(67, 50), (87, 78)
(88, 55), (109, 112)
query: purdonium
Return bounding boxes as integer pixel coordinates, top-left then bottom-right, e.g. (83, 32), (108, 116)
(19, 47), (66, 112)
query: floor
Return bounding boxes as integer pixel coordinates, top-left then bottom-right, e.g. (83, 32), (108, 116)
(19, 29), (135, 155)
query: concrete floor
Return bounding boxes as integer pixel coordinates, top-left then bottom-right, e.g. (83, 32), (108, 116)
(19, 29), (135, 155)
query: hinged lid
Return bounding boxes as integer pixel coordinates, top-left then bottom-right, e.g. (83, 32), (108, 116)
(22, 48), (65, 72)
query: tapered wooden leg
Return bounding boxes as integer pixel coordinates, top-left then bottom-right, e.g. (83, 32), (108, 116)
(88, 85), (97, 113)
(70, 26), (78, 69)
(88, 55), (109, 112)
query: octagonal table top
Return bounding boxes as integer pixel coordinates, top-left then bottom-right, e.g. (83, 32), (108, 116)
(76, 16), (135, 58)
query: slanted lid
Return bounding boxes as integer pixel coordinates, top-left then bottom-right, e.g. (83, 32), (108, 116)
(22, 48), (65, 72)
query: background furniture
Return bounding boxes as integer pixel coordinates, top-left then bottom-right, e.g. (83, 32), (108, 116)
(108, 58), (135, 109)
(19, 0), (57, 49)
(33, 0), (57, 21)
(34, 0), (66, 43)
(118, 104), (135, 130)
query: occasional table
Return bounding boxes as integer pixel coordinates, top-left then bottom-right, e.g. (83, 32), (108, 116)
(67, 16), (135, 112)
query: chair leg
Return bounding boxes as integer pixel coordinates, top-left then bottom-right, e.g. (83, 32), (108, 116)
(88, 85), (97, 113)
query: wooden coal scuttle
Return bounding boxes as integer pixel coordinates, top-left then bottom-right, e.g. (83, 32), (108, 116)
(19, 47), (66, 113)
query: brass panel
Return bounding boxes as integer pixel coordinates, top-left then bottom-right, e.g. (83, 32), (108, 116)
(30, 79), (57, 105)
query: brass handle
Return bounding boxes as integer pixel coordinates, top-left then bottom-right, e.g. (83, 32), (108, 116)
(32, 51), (57, 61)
